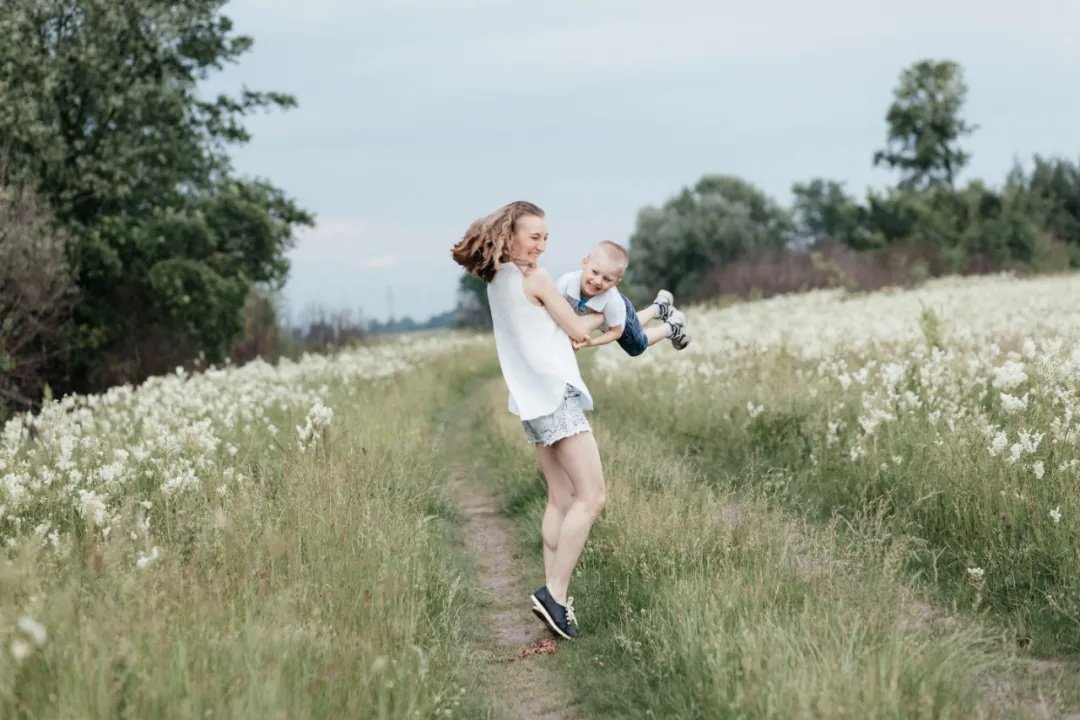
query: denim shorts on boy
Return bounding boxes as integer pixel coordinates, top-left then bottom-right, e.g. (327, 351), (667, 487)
(522, 385), (591, 446)
(616, 294), (649, 357)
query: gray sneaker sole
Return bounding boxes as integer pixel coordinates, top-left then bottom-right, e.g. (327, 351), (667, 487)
(531, 595), (574, 640)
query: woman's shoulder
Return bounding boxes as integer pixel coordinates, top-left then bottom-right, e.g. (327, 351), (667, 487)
(522, 264), (554, 284)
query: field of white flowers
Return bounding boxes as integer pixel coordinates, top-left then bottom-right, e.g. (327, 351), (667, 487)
(2, 336), (481, 563)
(0, 334), (492, 718)
(6, 272), (1080, 718)
(596, 271), (1080, 652)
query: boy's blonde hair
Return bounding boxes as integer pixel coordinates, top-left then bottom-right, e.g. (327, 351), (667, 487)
(451, 201), (545, 283)
(592, 240), (629, 273)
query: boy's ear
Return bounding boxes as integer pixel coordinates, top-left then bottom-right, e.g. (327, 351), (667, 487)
(580, 255), (590, 267)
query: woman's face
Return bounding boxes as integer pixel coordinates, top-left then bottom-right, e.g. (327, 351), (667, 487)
(508, 214), (548, 265)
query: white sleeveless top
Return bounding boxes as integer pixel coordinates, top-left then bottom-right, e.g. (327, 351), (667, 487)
(487, 262), (593, 420)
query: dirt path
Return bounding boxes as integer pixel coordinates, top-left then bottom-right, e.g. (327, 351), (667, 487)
(452, 445), (585, 720)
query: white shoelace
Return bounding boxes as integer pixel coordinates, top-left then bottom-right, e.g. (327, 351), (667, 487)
(565, 597), (578, 627)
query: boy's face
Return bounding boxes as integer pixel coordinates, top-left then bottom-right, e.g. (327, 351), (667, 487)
(579, 249), (624, 297)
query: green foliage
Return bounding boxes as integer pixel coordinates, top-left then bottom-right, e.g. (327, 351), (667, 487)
(454, 272), (492, 329)
(873, 59), (977, 190)
(918, 305), (945, 350)
(626, 175), (793, 302)
(1007, 156), (1080, 263)
(0, 0), (312, 392)
(792, 178), (876, 249)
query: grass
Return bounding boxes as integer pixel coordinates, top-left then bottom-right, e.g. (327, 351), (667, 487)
(6, 323), (1079, 718)
(0, 350), (494, 720)
(473, 371), (1078, 719)
(598, 359), (1080, 656)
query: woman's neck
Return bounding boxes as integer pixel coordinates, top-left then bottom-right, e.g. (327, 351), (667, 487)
(504, 255), (536, 272)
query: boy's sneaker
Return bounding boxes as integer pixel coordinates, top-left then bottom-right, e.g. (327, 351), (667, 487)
(531, 586), (578, 639)
(652, 290), (675, 322)
(667, 310), (691, 350)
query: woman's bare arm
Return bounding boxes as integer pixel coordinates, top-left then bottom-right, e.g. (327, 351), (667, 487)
(522, 267), (596, 342)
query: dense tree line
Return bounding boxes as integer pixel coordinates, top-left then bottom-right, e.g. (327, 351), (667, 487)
(621, 60), (1080, 303)
(0, 0), (311, 417)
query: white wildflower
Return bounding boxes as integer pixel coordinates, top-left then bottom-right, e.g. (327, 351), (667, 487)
(18, 616), (47, 646)
(825, 420), (842, 446)
(10, 639), (32, 663)
(77, 490), (108, 527)
(966, 567), (985, 584)
(992, 361), (1028, 391)
(988, 431), (1009, 457)
(297, 400), (334, 452)
(1049, 506), (1062, 524)
(1033, 461), (1045, 480)
(136, 546), (162, 569)
(161, 468), (198, 496)
(999, 392), (1028, 415)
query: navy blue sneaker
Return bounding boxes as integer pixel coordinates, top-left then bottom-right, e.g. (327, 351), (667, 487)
(531, 586), (578, 639)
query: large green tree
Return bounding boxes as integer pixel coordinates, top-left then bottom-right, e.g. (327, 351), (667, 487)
(0, 0), (311, 391)
(873, 59), (977, 190)
(625, 175), (792, 302)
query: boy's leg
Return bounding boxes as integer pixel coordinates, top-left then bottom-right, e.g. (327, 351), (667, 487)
(636, 304), (658, 325)
(616, 294), (650, 357)
(644, 324), (672, 348)
(635, 289), (674, 326)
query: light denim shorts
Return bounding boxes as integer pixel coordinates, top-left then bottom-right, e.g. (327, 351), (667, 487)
(521, 385), (591, 446)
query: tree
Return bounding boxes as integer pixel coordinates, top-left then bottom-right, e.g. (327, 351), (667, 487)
(1007, 156), (1080, 254)
(455, 273), (492, 329)
(873, 60), (977, 190)
(791, 179), (875, 249)
(0, 1), (312, 392)
(0, 180), (78, 417)
(625, 175), (792, 302)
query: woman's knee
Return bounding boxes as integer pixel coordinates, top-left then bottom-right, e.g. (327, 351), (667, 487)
(547, 489), (573, 516)
(582, 485), (606, 517)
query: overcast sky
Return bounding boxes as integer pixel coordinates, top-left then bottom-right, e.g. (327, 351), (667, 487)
(206, 0), (1080, 324)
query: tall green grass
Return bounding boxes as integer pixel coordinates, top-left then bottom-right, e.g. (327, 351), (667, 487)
(599, 359), (1080, 655)
(475, 378), (1051, 719)
(0, 354), (493, 719)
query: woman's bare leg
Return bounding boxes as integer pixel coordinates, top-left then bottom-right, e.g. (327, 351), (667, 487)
(545, 431), (606, 605)
(536, 444), (575, 585)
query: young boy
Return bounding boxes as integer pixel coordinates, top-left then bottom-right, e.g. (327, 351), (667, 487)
(555, 240), (690, 354)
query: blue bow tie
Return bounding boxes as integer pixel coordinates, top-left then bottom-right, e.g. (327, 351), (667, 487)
(577, 297), (589, 311)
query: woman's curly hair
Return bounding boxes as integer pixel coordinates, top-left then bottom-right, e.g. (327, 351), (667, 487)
(451, 200), (545, 283)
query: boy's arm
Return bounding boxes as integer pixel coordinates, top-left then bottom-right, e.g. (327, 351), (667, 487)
(576, 325), (623, 350)
(523, 267), (595, 342)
